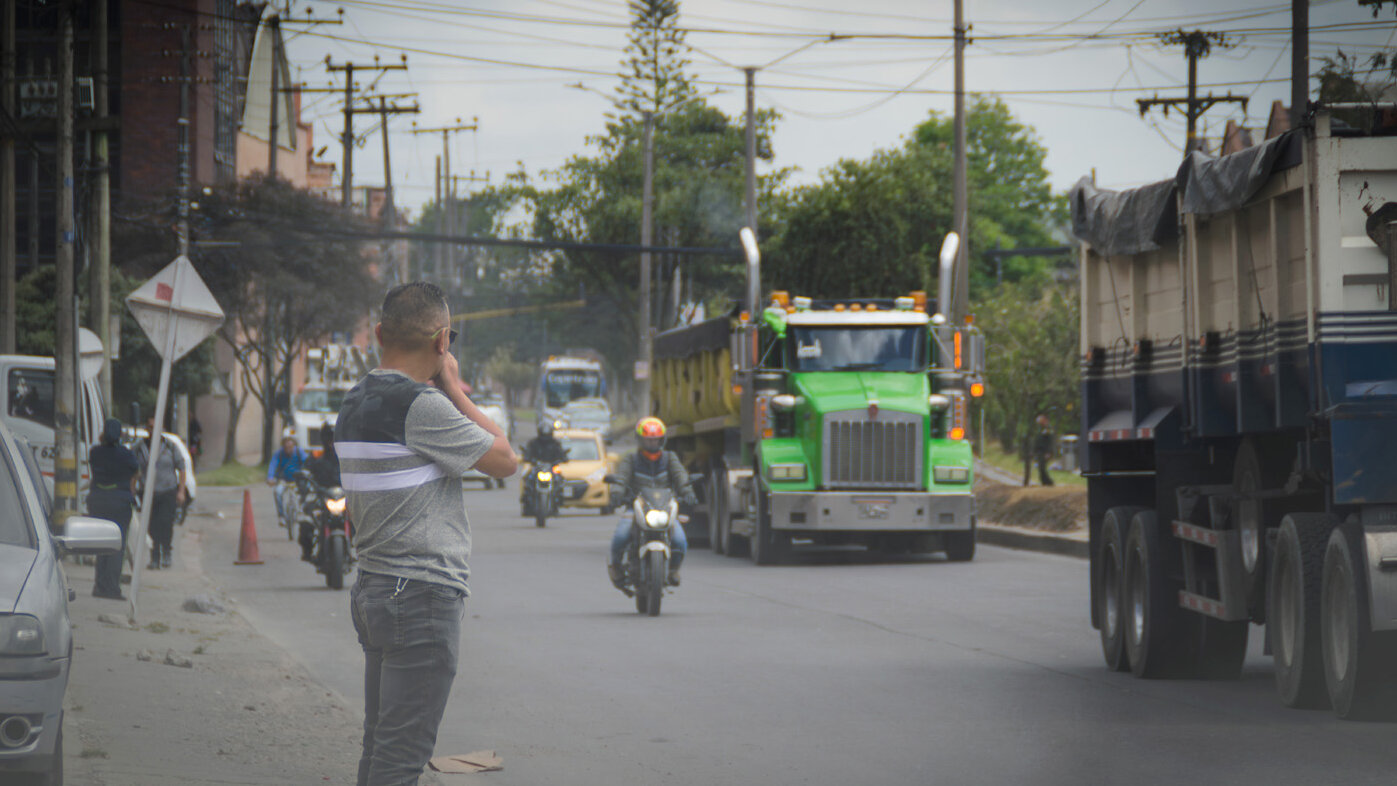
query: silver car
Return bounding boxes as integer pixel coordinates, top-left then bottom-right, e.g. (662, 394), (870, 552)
(0, 421), (122, 785)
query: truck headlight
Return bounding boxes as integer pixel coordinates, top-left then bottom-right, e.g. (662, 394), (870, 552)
(644, 510), (670, 528)
(0, 615), (46, 656)
(770, 463), (807, 481)
(933, 466), (970, 484)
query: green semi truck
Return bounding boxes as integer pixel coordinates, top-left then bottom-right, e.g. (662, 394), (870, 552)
(653, 229), (985, 564)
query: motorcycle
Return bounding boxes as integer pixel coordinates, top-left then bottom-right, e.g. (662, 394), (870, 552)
(607, 476), (684, 617)
(521, 464), (564, 528)
(295, 470), (353, 589)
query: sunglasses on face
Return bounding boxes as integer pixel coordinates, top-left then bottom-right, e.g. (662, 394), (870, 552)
(430, 326), (459, 346)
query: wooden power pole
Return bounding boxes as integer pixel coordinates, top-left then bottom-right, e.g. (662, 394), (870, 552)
(1137, 30), (1248, 153)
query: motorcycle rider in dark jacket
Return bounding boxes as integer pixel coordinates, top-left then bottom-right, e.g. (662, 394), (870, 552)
(522, 418), (569, 465)
(608, 417), (697, 589)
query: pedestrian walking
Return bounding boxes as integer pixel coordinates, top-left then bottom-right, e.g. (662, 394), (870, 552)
(1023, 413), (1056, 487)
(337, 282), (517, 786)
(135, 416), (187, 569)
(88, 418), (139, 600)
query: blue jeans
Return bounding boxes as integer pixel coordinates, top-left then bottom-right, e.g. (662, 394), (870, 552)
(350, 572), (465, 786)
(609, 515), (687, 569)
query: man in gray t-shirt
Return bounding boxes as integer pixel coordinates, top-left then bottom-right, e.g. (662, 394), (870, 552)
(338, 282), (517, 786)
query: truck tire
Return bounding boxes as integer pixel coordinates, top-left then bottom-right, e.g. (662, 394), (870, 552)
(1268, 513), (1334, 708)
(1320, 519), (1397, 720)
(1097, 506), (1143, 672)
(1123, 510), (1191, 678)
(944, 518), (976, 562)
(1234, 440), (1287, 619)
(749, 485), (786, 566)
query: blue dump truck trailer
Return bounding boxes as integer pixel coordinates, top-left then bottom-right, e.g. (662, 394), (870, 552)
(1072, 109), (1397, 719)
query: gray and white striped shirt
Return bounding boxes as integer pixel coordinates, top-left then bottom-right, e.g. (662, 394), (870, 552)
(335, 369), (494, 594)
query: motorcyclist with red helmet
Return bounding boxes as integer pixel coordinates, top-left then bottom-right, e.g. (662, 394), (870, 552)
(607, 416), (697, 589)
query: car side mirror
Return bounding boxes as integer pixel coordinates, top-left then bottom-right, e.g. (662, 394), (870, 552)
(55, 516), (124, 555)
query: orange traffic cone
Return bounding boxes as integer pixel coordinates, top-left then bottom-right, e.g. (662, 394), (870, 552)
(234, 488), (264, 565)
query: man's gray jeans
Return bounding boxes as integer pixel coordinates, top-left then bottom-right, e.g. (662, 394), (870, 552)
(351, 571), (465, 786)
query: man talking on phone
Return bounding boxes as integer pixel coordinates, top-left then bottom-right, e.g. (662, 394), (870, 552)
(336, 282), (517, 786)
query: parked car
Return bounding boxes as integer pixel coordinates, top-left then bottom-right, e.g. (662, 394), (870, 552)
(0, 419), (123, 785)
(464, 393), (511, 489)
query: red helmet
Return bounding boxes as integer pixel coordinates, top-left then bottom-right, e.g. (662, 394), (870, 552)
(636, 417), (666, 459)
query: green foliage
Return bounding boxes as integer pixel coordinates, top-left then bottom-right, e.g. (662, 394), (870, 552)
(483, 345), (536, 407)
(13, 265), (215, 422)
(509, 99), (784, 381)
(765, 97), (1066, 300)
(615, 0), (695, 119)
(973, 280), (1080, 452)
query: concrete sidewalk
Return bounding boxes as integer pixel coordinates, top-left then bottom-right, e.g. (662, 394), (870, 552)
(59, 493), (377, 785)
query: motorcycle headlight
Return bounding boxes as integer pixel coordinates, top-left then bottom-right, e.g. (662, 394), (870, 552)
(537, 471), (553, 482)
(933, 465), (970, 484)
(325, 497), (347, 515)
(644, 509), (670, 529)
(0, 614), (46, 656)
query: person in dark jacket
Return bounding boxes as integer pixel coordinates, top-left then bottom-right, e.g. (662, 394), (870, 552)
(1024, 413), (1056, 487)
(89, 418), (140, 599)
(301, 424), (343, 561)
(607, 417), (697, 588)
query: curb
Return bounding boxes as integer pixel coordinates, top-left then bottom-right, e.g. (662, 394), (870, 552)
(978, 523), (1088, 559)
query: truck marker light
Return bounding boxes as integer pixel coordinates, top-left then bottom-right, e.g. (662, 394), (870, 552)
(867, 304), (878, 311)
(833, 304), (846, 311)
(850, 304), (863, 311)
(953, 331), (963, 369)
(793, 296), (812, 310)
(895, 297), (914, 311)
(910, 291), (927, 311)
(949, 427), (965, 440)
(969, 382), (984, 398)
(964, 314), (974, 325)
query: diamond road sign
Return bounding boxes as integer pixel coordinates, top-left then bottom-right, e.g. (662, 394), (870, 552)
(125, 255), (225, 360)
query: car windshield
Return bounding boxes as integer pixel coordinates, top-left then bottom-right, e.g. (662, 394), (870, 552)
(7, 368), (54, 427)
(560, 437), (600, 462)
(0, 445), (37, 549)
(295, 389), (347, 413)
(786, 326), (927, 372)
(544, 371), (602, 408)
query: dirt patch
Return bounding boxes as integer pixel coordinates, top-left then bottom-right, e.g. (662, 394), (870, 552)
(977, 479), (1087, 532)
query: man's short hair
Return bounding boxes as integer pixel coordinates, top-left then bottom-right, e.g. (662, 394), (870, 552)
(380, 282), (449, 351)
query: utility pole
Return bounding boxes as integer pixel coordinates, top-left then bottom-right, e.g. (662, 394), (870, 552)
(90, 0), (112, 405)
(448, 170), (489, 290)
(434, 155), (442, 280)
(1137, 30), (1247, 154)
(951, 0), (969, 323)
(411, 118), (477, 282)
(54, 1), (77, 529)
(268, 14), (281, 178)
(326, 56), (408, 208)
(375, 95), (420, 285)
(0, 0), (15, 355)
(743, 67), (757, 236)
(1291, 0), (1308, 129)
(639, 112), (654, 417)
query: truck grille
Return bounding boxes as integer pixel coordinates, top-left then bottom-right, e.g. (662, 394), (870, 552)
(822, 410), (923, 490)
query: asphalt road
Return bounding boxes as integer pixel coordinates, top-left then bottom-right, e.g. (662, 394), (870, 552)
(200, 484), (1397, 786)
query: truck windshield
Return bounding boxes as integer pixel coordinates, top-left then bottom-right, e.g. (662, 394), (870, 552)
(544, 371), (602, 408)
(786, 326), (927, 372)
(295, 389), (347, 414)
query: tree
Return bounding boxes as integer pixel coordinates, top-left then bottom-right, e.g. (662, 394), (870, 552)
(973, 279), (1079, 453)
(615, 0), (696, 119)
(190, 175), (379, 463)
(765, 97), (1065, 301)
(483, 345), (536, 410)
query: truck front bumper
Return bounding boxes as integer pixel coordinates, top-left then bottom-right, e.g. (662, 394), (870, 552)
(768, 490), (974, 532)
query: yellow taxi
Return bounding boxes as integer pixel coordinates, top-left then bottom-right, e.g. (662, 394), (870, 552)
(551, 427), (620, 513)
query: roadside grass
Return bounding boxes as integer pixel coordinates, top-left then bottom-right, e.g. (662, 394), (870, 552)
(978, 441), (1086, 488)
(197, 461), (268, 487)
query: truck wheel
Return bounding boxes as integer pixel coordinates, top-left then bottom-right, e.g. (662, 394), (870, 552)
(1097, 506), (1143, 672)
(944, 519), (976, 562)
(749, 486), (785, 566)
(1234, 440), (1285, 619)
(1321, 520), (1397, 720)
(708, 463), (729, 555)
(1123, 510), (1191, 678)
(1269, 513), (1334, 708)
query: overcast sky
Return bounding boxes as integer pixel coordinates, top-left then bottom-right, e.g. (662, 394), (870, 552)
(283, 0), (1396, 218)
